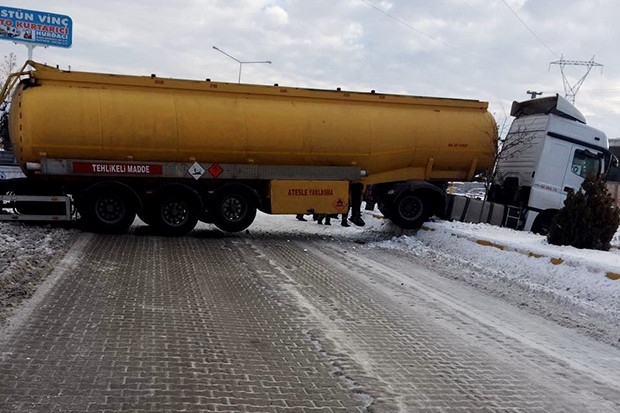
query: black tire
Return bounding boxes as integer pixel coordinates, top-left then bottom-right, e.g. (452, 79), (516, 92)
(152, 192), (199, 236)
(389, 191), (429, 230)
(79, 185), (136, 233)
(531, 211), (555, 235)
(212, 186), (257, 232)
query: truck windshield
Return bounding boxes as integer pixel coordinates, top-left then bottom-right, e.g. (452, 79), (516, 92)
(571, 149), (601, 178)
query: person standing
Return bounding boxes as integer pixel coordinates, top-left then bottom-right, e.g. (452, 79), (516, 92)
(348, 183), (365, 226)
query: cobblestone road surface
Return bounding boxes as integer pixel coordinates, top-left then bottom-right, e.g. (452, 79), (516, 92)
(1, 226), (620, 412)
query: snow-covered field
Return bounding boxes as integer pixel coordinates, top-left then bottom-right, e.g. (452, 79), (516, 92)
(1, 210), (620, 345)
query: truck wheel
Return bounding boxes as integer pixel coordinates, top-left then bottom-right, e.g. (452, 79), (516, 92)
(153, 193), (199, 236)
(390, 191), (429, 230)
(531, 211), (556, 235)
(212, 186), (257, 232)
(80, 186), (136, 233)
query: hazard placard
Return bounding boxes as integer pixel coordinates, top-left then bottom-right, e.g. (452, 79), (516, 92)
(270, 180), (349, 214)
(188, 162), (205, 180)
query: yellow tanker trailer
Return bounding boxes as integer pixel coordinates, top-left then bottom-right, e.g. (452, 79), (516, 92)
(0, 61), (496, 234)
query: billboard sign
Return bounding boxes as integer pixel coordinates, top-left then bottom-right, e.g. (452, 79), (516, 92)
(0, 6), (72, 48)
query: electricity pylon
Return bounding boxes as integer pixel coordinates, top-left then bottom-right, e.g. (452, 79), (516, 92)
(549, 55), (603, 104)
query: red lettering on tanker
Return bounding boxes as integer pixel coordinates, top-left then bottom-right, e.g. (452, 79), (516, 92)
(72, 162), (163, 175)
(287, 188), (334, 196)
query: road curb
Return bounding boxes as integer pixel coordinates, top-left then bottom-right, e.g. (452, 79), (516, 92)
(421, 225), (617, 280)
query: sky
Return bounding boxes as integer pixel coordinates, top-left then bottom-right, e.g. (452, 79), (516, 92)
(0, 0), (619, 139)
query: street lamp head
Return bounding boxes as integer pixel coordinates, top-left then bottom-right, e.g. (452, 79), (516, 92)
(212, 45), (271, 82)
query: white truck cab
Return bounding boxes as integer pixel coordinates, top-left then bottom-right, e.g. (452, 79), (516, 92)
(489, 94), (612, 233)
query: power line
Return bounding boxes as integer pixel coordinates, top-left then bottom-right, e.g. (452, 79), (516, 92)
(359, 0), (438, 40)
(358, 0), (492, 63)
(582, 88), (620, 94)
(500, 0), (558, 57)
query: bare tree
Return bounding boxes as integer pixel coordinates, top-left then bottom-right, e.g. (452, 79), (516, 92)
(0, 52), (17, 151)
(484, 119), (538, 207)
(0, 52), (17, 84)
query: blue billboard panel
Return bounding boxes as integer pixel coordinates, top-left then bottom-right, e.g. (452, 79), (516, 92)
(0, 6), (72, 48)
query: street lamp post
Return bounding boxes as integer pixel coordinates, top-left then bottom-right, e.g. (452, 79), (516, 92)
(212, 46), (272, 83)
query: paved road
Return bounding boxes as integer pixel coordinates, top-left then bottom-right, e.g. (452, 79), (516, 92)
(1, 225), (620, 412)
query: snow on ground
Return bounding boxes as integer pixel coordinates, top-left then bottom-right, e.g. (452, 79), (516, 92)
(257, 209), (620, 344)
(375, 219), (620, 319)
(0, 222), (78, 324)
(1, 209), (620, 344)
(262, 209), (620, 310)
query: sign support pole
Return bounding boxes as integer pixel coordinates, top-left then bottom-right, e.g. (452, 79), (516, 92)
(27, 44), (34, 60)
(13, 42), (44, 67)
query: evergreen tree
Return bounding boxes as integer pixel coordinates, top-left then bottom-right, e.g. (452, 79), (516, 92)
(548, 174), (620, 251)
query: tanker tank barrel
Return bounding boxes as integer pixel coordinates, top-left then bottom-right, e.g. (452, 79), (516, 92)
(2, 61), (498, 234)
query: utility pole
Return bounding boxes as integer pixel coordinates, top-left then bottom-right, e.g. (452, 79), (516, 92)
(549, 55), (603, 104)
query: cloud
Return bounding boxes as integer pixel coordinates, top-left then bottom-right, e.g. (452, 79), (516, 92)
(263, 5), (289, 27)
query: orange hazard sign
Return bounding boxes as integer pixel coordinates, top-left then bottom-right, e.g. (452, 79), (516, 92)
(270, 180), (349, 214)
(333, 197), (348, 212)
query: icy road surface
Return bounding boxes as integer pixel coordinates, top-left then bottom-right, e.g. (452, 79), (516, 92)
(1, 211), (620, 411)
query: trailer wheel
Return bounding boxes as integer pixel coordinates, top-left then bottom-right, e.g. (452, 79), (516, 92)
(212, 186), (257, 232)
(153, 192), (199, 236)
(79, 184), (136, 233)
(390, 191), (430, 230)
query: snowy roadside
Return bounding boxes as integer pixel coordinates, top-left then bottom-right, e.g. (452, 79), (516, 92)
(366, 218), (620, 346)
(0, 222), (78, 324)
(379, 220), (620, 316)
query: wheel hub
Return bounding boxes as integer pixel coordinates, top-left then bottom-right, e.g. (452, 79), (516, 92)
(162, 200), (188, 226)
(96, 195), (124, 223)
(221, 197), (244, 221)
